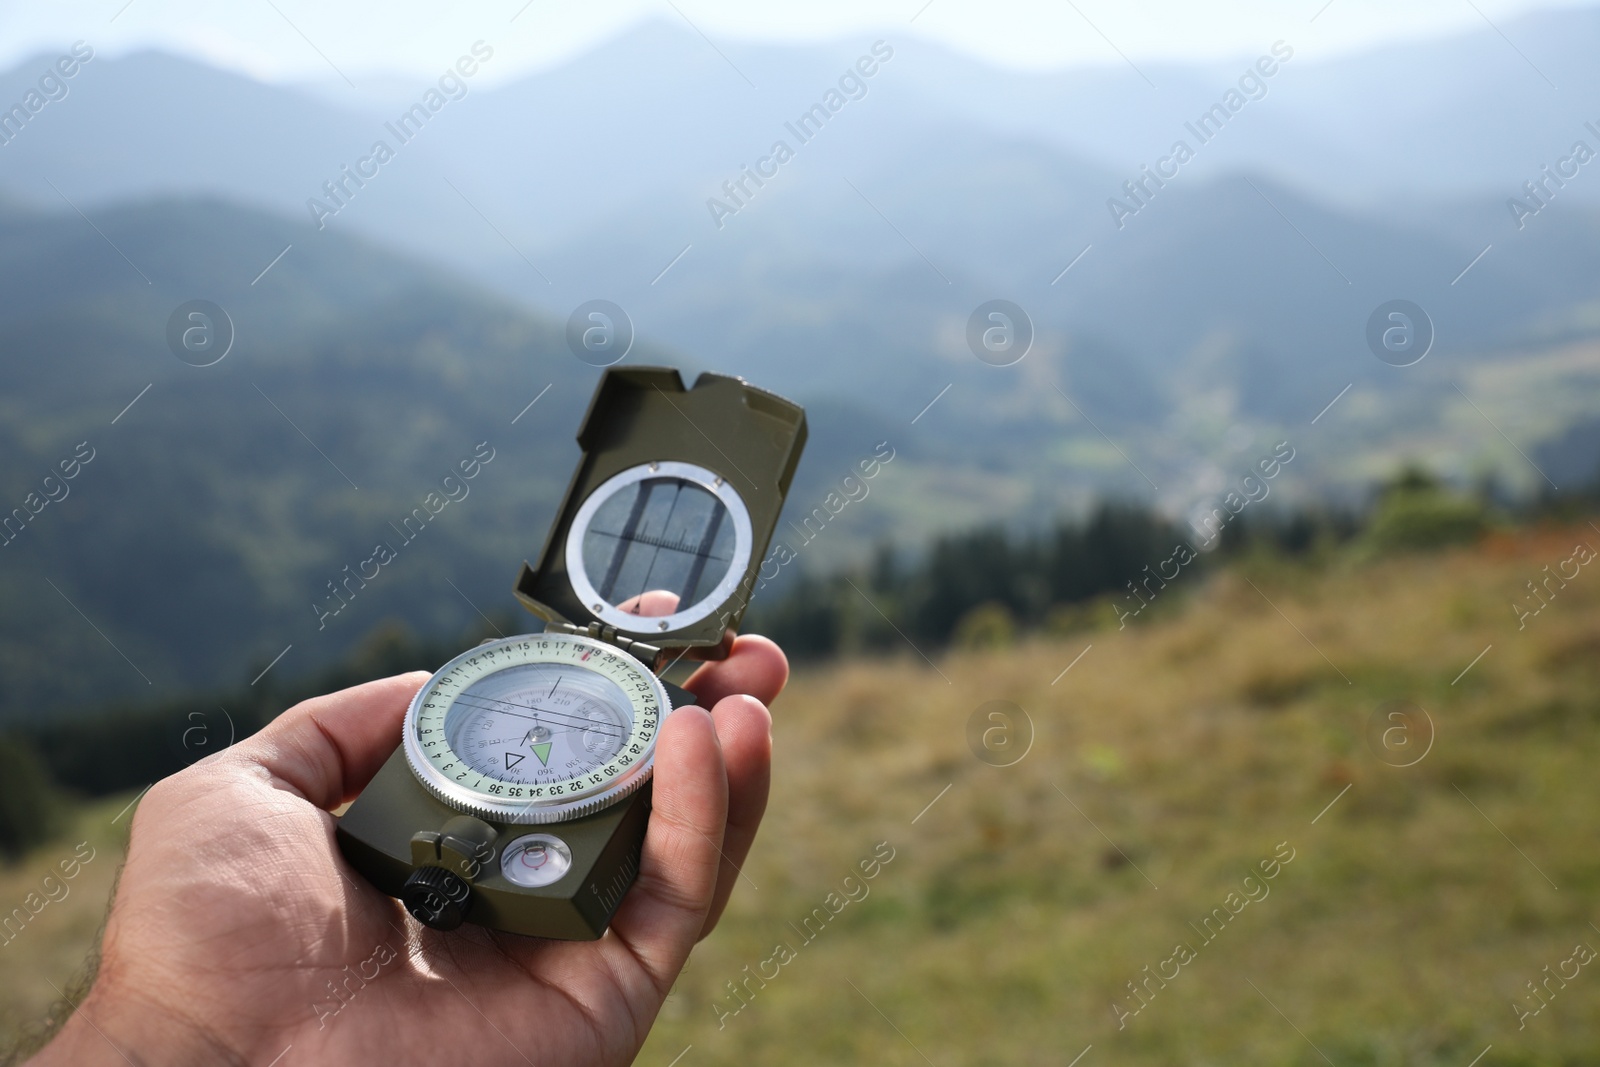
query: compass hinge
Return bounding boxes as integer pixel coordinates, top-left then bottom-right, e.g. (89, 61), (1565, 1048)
(550, 621), (663, 666)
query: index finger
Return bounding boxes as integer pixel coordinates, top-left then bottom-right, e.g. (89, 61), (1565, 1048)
(684, 633), (788, 708)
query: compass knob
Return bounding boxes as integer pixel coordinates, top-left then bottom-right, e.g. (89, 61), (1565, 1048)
(402, 866), (471, 930)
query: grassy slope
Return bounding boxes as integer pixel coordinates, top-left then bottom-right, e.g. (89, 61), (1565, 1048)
(650, 525), (1600, 1066)
(5, 528), (1600, 1064)
(0, 796), (127, 1054)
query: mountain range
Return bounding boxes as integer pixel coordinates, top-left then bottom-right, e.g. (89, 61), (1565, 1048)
(4, 9), (1600, 717)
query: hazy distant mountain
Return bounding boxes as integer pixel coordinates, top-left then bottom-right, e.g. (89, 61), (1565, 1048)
(6, 12), (1600, 716)
(4, 13), (1599, 372)
(881, 7), (1600, 206)
(5, 8), (1600, 262)
(6, 9), (1599, 217)
(0, 195), (593, 718)
(0, 193), (932, 720)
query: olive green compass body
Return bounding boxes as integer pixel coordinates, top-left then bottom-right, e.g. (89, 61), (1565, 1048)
(337, 368), (806, 940)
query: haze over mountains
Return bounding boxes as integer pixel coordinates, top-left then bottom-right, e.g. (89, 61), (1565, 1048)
(4, 8), (1600, 716)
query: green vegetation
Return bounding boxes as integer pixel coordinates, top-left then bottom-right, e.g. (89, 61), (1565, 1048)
(6, 192), (1600, 731)
(9, 619), (509, 803)
(1, 463), (1596, 1060)
(4, 189), (1600, 723)
(0, 467), (1574, 810)
(0, 740), (62, 862)
(639, 520), (1600, 1065)
(751, 497), (1368, 659)
(0, 794), (125, 1060)
(5, 513), (1600, 1062)
(1363, 468), (1494, 553)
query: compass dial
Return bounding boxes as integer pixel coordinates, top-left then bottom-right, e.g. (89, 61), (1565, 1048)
(403, 632), (666, 824)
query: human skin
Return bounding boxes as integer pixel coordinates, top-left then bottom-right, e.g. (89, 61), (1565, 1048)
(29, 634), (787, 1067)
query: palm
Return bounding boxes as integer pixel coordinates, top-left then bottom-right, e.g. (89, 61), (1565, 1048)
(52, 636), (785, 1067)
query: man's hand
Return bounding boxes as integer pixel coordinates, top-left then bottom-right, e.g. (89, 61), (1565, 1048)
(32, 634), (786, 1067)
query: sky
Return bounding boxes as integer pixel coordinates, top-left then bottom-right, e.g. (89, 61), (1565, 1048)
(0, 0), (1591, 83)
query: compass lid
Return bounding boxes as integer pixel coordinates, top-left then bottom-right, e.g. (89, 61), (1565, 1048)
(515, 367), (807, 655)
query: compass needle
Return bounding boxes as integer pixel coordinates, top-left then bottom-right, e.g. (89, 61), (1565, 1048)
(407, 643), (652, 825)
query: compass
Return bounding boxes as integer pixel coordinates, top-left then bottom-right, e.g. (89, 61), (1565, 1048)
(336, 367), (806, 940)
(403, 634), (662, 825)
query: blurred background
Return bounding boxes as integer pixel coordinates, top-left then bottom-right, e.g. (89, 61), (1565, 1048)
(3, 0), (1600, 1062)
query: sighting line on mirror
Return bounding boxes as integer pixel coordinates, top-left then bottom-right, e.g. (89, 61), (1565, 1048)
(634, 482), (710, 601)
(590, 527), (732, 560)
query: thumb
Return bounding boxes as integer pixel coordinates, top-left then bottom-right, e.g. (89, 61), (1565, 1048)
(230, 671), (429, 809)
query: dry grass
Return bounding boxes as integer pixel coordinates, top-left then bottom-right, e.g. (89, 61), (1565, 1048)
(652, 525), (1600, 1065)
(6, 527), (1600, 1065)
(0, 798), (126, 1057)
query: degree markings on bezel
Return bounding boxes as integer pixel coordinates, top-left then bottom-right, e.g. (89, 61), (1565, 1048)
(404, 632), (665, 824)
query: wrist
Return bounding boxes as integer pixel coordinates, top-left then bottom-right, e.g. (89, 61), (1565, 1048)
(30, 985), (242, 1067)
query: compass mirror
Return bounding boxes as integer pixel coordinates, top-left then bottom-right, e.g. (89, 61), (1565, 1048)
(565, 460), (753, 636)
